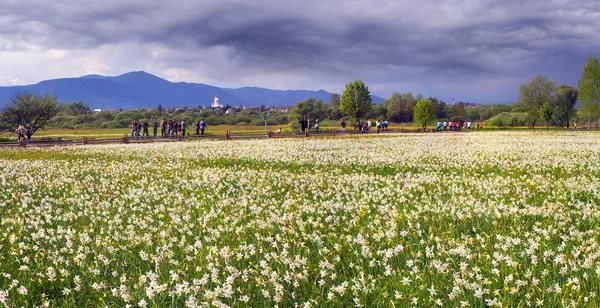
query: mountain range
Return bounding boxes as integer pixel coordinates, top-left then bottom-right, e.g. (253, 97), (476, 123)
(0, 71), (386, 109)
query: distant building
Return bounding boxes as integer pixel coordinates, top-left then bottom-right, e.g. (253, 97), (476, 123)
(211, 95), (222, 108)
(93, 109), (102, 113)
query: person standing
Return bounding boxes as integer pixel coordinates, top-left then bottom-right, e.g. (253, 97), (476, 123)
(199, 119), (207, 135)
(152, 119), (158, 138)
(195, 120), (200, 135)
(341, 120), (346, 131)
(315, 119), (319, 132)
(180, 119), (187, 137)
(25, 123), (32, 140)
(15, 123), (25, 141)
(142, 120), (149, 137)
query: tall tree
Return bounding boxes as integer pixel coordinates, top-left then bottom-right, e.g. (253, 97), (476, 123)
(449, 103), (467, 121)
(435, 99), (448, 119)
(157, 103), (163, 112)
(384, 92), (418, 123)
(539, 101), (552, 130)
(288, 98), (328, 124)
(518, 75), (555, 128)
(327, 93), (343, 120)
(0, 91), (60, 136)
(578, 54), (600, 129)
(413, 98), (436, 130)
(340, 80), (372, 122)
(551, 84), (577, 128)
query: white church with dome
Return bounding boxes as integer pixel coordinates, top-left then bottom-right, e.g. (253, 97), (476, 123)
(211, 95), (222, 108)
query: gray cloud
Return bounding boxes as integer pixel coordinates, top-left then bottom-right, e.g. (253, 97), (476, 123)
(0, 0), (599, 103)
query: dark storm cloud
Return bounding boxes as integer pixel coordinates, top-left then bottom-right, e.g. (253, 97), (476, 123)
(1, 0), (600, 101)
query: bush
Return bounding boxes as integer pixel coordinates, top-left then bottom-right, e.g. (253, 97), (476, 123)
(485, 112), (527, 127)
(507, 113), (527, 126)
(235, 121), (249, 126)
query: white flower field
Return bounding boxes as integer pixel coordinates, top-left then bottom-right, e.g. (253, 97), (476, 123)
(1, 131), (600, 307)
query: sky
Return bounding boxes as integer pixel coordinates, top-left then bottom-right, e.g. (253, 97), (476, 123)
(0, 0), (599, 104)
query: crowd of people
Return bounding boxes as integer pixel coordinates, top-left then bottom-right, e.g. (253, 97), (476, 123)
(437, 120), (483, 131)
(129, 118), (207, 138)
(353, 120), (389, 133)
(298, 116), (320, 132)
(296, 117), (485, 134)
(15, 123), (32, 141)
(12, 117), (486, 143)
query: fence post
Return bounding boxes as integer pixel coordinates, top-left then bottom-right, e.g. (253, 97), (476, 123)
(226, 130), (231, 140)
(305, 128), (309, 137)
(377, 127), (380, 134)
(400, 127), (405, 133)
(122, 134), (129, 144)
(19, 136), (26, 148)
(417, 128), (422, 133)
(268, 130), (273, 138)
(333, 128), (337, 136)
(82, 136), (89, 145)
(177, 132), (182, 141)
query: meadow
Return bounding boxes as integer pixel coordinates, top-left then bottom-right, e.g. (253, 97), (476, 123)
(1, 131), (599, 307)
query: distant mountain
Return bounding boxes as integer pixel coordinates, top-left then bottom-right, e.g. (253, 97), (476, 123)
(0, 71), (386, 109)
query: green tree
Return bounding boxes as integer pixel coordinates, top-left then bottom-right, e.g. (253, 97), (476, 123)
(578, 54), (600, 129)
(340, 80), (372, 122)
(539, 101), (552, 130)
(449, 103), (467, 121)
(384, 92), (419, 123)
(435, 99), (448, 119)
(413, 98), (436, 130)
(551, 84), (577, 128)
(287, 98), (328, 126)
(365, 104), (387, 120)
(481, 104), (512, 121)
(517, 75), (555, 128)
(157, 104), (163, 112)
(466, 107), (481, 121)
(327, 93), (342, 120)
(63, 101), (91, 116)
(0, 91), (60, 136)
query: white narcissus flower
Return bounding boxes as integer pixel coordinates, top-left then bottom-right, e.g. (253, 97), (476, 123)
(17, 286), (27, 295)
